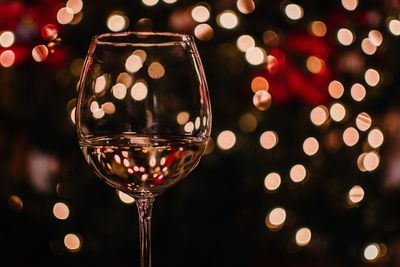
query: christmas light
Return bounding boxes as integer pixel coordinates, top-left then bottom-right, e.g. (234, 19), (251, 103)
(57, 7), (74, 25)
(363, 151), (380, 172)
(364, 243), (379, 261)
(0, 50), (15, 67)
(264, 172), (281, 191)
(112, 83), (128, 100)
(310, 105), (329, 126)
(388, 19), (400, 36)
(245, 47), (266, 65)
(310, 21), (327, 37)
(125, 54), (143, 73)
(337, 28), (354, 46)
(131, 81), (148, 101)
(184, 121), (195, 133)
(361, 38), (377, 55)
(251, 76), (269, 92)
(194, 24), (214, 41)
(117, 190), (135, 204)
(253, 90), (272, 110)
(367, 128), (384, 148)
(238, 113), (257, 133)
(266, 207), (286, 230)
(284, 4), (304, 21)
(217, 130), (236, 150)
(148, 61), (165, 79)
(295, 227), (312, 246)
(364, 68), (380, 86)
(356, 112), (372, 131)
(177, 112), (189, 125)
(191, 4), (210, 23)
(330, 103), (346, 122)
(236, 35), (255, 52)
(260, 131), (278, 149)
(290, 164), (306, 183)
(94, 75), (107, 94)
(341, 0), (358, 11)
(142, 0), (159, 7)
(53, 202), (70, 220)
(107, 13), (129, 32)
(64, 233), (82, 252)
(102, 102), (116, 114)
(93, 108), (105, 119)
(217, 10), (239, 29)
(32, 45), (49, 62)
(306, 56), (325, 74)
(8, 195), (23, 212)
(117, 72), (133, 88)
(236, 0), (255, 14)
(303, 137), (319, 156)
(66, 0), (83, 14)
(343, 127), (359, 147)
(350, 83), (366, 102)
(328, 80), (344, 99)
(0, 31), (15, 48)
(348, 185), (364, 205)
(368, 30), (383, 46)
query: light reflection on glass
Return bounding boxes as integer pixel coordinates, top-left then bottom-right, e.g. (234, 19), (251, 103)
(337, 28), (354, 46)
(194, 24), (214, 41)
(303, 137), (319, 156)
(350, 83), (366, 102)
(368, 128), (384, 148)
(264, 172), (281, 191)
(90, 101), (99, 113)
(0, 31), (15, 48)
(53, 202), (70, 220)
(285, 4), (304, 20)
(70, 107), (76, 124)
(295, 227), (312, 246)
(251, 76), (269, 92)
(356, 112), (372, 131)
(64, 233), (82, 252)
(117, 72), (133, 88)
(343, 127), (359, 147)
(260, 131), (278, 149)
(184, 121), (195, 133)
(195, 117), (201, 130)
(290, 164), (306, 183)
(93, 108), (105, 119)
(217, 130), (236, 150)
(236, 0), (256, 14)
(0, 50), (15, 67)
(237, 35), (255, 52)
(118, 190), (135, 204)
(364, 68), (380, 87)
(330, 103), (346, 122)
(310, 105), (329, 126)
(217, 10), (239, 29)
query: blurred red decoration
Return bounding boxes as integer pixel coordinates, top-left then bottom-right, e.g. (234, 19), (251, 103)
(41, 24), (58, 41)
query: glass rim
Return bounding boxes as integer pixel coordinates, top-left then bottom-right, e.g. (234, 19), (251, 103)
(93, 31), (194, 47)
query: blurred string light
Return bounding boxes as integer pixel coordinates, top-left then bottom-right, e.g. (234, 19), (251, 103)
(163, 0), (177, 3)
(107, 12), (129, 32)
(253, 90), (272, 110)
(237, 35), (255, 52)
(66, 0), (83, 14)
(361, 38), (377, 55)
(191, 3), (210, 23)
(284, 4), (304, 21)
(347, 185), (364, 206)
(328, 80), (344, 99)
(251, 76), (269, 92)
(64, 233), (82, 252)
(350, 83), (366, 102)
(177, 111), (189, 125)
(303, 137), (319, 156)
(290, 164), (307, 183)
(364, 68), (380, 86)
(53, 202), (70, 220)
(310, 105), (329, 126)
(264, 172), (281, 191)
(260, 131), (278, 149)
(236, 0), (256, 14)
(369, 30), (383, 46)
(194, 24), (214, 41)
(148, 61), (165, 79)
(363, 151), (380, 172)
(57, 7), (74, 25)
(112, 83), (128, 100)
(295, 227), (312, 246)
(0, 50), (15, 68)
(142, 0), (159, 7)
(363, 243), (387, 262)
(217, 130), (236, 150)
(341, 0), (358, 11)
(368, 128), (384, 148)
(356, 112), (372, 131)
(125, 54), (143, 73)
(131, 81), (148, 101)
(266, 207), (286, 231)
(0, 31), (15, 48)
(337, 28), (354, 46)
(388, 19), (400, 36)
(306, 56), (325, 74)
(8, 195), (23, 212)
(117, 190), (135, 204)
(32, 45), (49, 62)
(330, 103), (346, 122)
(246, 47), (266, 65)
(343, 127), (359, 147)
(217, 10), (239, 29)
(309, 21), (327, 37)
(238, 113), (257, 132)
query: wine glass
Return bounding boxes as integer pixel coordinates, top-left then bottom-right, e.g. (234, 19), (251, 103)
(75, 32), (211, 266)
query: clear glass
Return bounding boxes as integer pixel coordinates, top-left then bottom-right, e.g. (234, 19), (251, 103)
(75, 32), (211, 267)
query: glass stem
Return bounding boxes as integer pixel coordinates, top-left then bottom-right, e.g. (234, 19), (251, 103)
(136, 197), (155, 267)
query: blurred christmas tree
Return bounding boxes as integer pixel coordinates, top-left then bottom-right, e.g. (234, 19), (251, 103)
(2, 0), (400, 266)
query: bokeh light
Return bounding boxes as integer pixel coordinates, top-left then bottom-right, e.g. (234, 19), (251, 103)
(53, 202), (70, 220)
(131, 81), (148, 101)
(118, 190), (135, 204)
(245, 47), (266, 65)
(107, 13), (129, 32)
(348, 185), (364, 205)
(0, 50), (15, 68)
(364, 243), (380, 261)
(388, 19), (400, 36)
(341, 0), (358, 11)
(295, 227), (312, 246)
(356, 112), (371, 131)
(263, 30), (280, 47)
(350, 83), (366, 102)
(184, 121), (195, 133)
(102, 102), (116, 114)
(0, 31), (15, 48)
(264, 172), (281, 191)
(66, 0), (83, 14)
(290, 164), (306, 183)
(32, 45), (49, 62)
(251, 76), (269, 92)
(57, 7), (74, 25)
(364, 68), (380, 87)
(253, 90), (272, 110)
(343, 127), (359, 147)
(310, 21), (327, 37)
(94, 75), (107, 94)
(194, 24), (214, 41)
(142, 0), (159, 7)
(368, 128), (384, 148)
(363, 151), (380, 172)
(284, 4), (304, 20)
(337, 28), (354, 46)
(369, 30), (383, 46)
(310, 105), (329, 126)
(8, 195), (23, 212)
(163, 0), (177, 3)
(148, 61), (165, 79)
(306, 56), (325, 74)
(112, 83), (128, 100)
(237, 35), (255, 52)
(217, 10), (239, 29)
(217, 130), (236, 150)
(236, 0), (256, 14)
(260, 131), (278, 149)
(266, 207), (286, 230)
(191, 4), (210, 23)
(330, 103), (346, 122)
(361, 38), (377, 55)
(303, 137), (319, 156)
(328, 80), (344, 99)
(64, 233), (82, 252)
(238, 113), (257, 132)
(125, 54), (143, 73)
(177, 112), (189, 125)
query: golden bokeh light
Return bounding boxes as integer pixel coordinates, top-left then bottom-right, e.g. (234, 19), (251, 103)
(236, 0), (256, 14)
(251, 76), (269, 92)
(117, 72), (133, 88)
(237, 34), (255, 52)
(389, 19), (400, 36)
(361, 38), (377, 55)
(368, 128), (384, 148)
(364, 243), (380, 261)
(295, 227), (312, 246)
(303, 137), (319, 156)
(142, 0), (159, 6)
(93, 108), (105, 119)
(8, 195), (23, 212)
(264, 172), (281, 191)
(350, 83), (366, 102)
(246, 47), (266, 65)
(64, 233), (82, 252)
(191, 4), (210, 23)
(310, 21), (327, 37)
(131, 81), (148, 101)
(0, 31), (15, 48)
(343, 127), (359, 147)
(337, 28), (354, 46)
(348, 185), (364, 205)
(310, 105), (329, 126)
(118, 190), (135, 204)
(53, 202), (70, 220)
(66, 0), (83, 14)
(253, 90), (272, 110)
(32, 45), (49, 62)
(356, 112), (372, 131)
(163, 0), (177, 3)
(357, 153), (367, 172)
(328, 80), (344, 99)
(330, 103), (346, 122)
(341, 0), (358, 11)
(364, 68), (380, 87)
(148, 61), (165, 79)
(217, 130), (236, 150)
(184, 121), (195, 133)
(94, 75), (107, 94)
(194, 24), (214, 41)
(238, 113), (257, 133)
(217, 10), (239, 29)
(290, 164), (306, 183)
(363, 151), (380, 172)
(368, 30), (383, 46)
(260, 131), (278, 150)
(125, 54), (143, 73)
(70, 107), (76, 124)
(112, 83), (128, 100)
(0, 50), (15, 68)
(266, 207), (286, 230)
(285, 4), (304, 20)
(177, 111), (190, 125)
(306, 56), (325, 74)
(102, 102), (116, 114)
(107, 13), (129, 32)
(57, 7), (74, 25)
(263, 30), (280, 47)
(133, 49), (147, 63)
